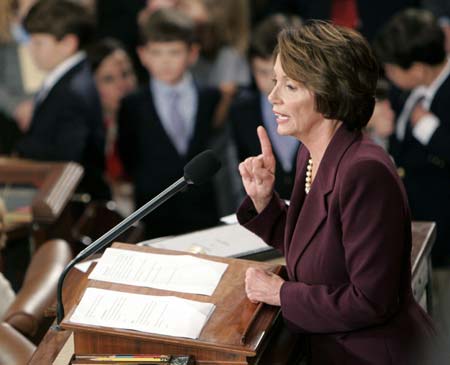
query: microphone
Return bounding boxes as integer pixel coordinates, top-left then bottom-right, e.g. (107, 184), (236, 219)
(54, 150), (221, 327)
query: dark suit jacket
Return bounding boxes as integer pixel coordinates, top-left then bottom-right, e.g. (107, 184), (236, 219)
(238, 125), (435, 364)
(15, 59), (110, 200)
(0, 110), (21, 154)
(118, 84), (221, 238)
(229, 89), (298, 200)
(389, 75), (450, 266)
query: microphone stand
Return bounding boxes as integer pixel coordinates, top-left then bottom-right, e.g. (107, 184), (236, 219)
(54, 177), (188, 328)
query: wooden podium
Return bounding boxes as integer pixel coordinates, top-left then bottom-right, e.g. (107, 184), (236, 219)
(0, 157), (83, 226)
(28, 222), (436, 365)
(61, 243), (291, 365)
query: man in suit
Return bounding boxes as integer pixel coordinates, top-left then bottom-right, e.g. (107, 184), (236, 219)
(15, 0), (110, 200)
(118, 9), (220, 239)
(230, 14), (301, 200)
(374, 7), (450, 346)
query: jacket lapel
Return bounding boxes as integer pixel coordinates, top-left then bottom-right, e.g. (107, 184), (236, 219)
(286, 126), (361, 280)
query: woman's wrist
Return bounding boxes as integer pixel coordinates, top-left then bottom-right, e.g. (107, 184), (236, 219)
(253, 194), (273, 213)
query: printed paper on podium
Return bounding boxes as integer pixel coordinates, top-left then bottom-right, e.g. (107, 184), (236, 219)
(69, 287), (215, 339)
(89, 247), (228, 296)
(140, 224), (273, 258)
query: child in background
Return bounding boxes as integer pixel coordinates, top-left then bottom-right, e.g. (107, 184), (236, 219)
(118, 8), (220, 238)
(15, 0), (110, 200)
(229, 14), (302, 200)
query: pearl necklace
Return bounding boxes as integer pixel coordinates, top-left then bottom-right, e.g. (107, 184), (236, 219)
(305, 158), (313, 194)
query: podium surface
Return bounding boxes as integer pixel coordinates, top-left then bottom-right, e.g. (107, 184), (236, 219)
(29, 221), (436, 365)
(62, 243), (283, 364)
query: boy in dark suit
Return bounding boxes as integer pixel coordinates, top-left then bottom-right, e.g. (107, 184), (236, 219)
(229, 14), (301, 200)
(118, 9), (220, 238)
(16, 0), (110, 200)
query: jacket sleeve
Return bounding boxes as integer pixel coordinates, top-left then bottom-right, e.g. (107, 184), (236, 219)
(280, 160), (408, 333)
(16, 95), (89, 162)
(236, 193), (288, 254)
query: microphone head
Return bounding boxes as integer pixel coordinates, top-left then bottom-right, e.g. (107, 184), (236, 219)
(184, 150), (222, 185)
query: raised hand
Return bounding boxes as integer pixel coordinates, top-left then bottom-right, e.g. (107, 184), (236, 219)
(238, 126), (276, 213)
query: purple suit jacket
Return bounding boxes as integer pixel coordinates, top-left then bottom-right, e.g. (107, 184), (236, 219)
(237, 126), (435, 364)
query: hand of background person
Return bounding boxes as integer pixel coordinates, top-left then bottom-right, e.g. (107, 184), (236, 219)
(410, 104), (434, 127)
(238, 126), (275, 213)
(245, 267), (284, 306)
(13, 99), (34, 133)
(367, 99), (395, 138)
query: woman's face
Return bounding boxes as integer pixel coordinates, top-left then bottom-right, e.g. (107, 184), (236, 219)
(95, 49), (137, 115)
(268, 56), (323, 139)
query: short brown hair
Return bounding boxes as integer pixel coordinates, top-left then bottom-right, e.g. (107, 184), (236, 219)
(23, 0), (94, 49)
(276, 21), (379, 131)
(139, 8), (196, 46)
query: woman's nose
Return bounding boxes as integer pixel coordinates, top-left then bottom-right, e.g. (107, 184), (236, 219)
(267, 85), (279, 105)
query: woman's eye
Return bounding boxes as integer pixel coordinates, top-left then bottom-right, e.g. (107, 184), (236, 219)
(286, 84), (297, 90)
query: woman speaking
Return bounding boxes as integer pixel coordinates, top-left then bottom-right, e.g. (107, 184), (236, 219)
(237, 21), (436, 364)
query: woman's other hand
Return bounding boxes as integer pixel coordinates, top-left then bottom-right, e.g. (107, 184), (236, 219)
(238, 126), (275, 213)
(245, 267), (284, 306)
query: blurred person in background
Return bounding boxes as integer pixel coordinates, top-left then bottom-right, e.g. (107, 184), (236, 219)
(230, 14), (302, 201)
(15, 0), (110, 201)
(0, 0), (43, 134)
(88, 38), (138, 183)
(374, 8), (450, 347)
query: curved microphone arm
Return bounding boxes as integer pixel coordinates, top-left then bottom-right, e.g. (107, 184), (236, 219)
(54, 177), (188, 328)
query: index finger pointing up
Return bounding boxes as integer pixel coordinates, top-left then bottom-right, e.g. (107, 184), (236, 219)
(257, 126), (275, 171)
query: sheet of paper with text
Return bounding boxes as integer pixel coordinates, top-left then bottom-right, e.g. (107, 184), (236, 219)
(88, 248), (228, 296)
(70, 287), (215, 339)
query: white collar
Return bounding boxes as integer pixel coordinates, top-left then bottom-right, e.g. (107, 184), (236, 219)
(41, 51), (86, 93)
(150, 72), (194, 96)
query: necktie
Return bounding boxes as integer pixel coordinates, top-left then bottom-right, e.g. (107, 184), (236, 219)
(396, 91), (426, 141)
(406, 95), (427, 139)
(168, 91), (188, 155)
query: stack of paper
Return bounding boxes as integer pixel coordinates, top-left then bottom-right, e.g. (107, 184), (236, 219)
(69, 248), (228, 339)
(140, 224), (272, 258)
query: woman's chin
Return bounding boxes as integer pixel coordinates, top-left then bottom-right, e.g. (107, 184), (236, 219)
(276, 124), (291, 136)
